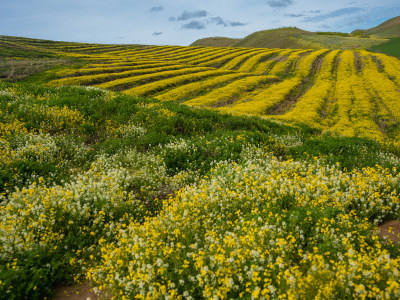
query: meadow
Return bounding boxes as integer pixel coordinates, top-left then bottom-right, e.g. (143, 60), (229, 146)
(1, 36), (400, 299)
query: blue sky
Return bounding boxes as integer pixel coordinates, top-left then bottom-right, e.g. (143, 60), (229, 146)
(1, 0), (399, 45)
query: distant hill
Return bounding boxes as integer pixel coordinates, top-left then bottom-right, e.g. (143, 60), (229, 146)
(190, 27), (314, 49)
(352, 16), (400, 38)
(233, 27), (313, 48)
(190, 26), (388, 50)
(190, 37), (240, 47)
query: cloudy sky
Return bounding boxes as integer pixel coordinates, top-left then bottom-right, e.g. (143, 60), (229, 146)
(1, 0), (399, 45)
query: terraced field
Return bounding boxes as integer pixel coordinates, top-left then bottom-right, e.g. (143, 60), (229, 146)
(6, 36), (400, 141)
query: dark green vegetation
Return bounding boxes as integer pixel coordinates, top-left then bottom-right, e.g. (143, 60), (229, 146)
(315, 32), (350, 37)
(370, 37), (400, 58)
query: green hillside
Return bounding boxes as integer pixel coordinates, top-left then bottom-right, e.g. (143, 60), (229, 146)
(352, 16), (400, 38)
(190, 37), (241, 47)
(233, 27), (312, 48)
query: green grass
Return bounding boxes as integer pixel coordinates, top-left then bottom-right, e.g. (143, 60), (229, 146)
(369, 38), (400, 58)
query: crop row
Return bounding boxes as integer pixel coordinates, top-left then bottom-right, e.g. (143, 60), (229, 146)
(48, 64), (195, 87)
(216, 49), (328, 115)
(96, 66), (213, 91)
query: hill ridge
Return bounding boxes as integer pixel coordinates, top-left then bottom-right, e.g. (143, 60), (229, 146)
(190, 17), (400, 49)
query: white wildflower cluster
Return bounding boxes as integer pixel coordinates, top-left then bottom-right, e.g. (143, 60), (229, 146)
(13, 132), (59, 162)
(115, 124), (146, 140)
(0, 148), (172, 262)
(88, 146), (400, 299)
(270, 133), (303, 147)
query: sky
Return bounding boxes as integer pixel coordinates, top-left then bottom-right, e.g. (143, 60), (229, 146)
(1, 0), (399, 46)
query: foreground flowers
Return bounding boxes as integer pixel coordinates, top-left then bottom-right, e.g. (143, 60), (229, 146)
(1, 82), (400, 299)
(88, 147), (400, 299)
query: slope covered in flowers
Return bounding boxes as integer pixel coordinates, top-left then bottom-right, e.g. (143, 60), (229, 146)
(1, 81), (400, 299)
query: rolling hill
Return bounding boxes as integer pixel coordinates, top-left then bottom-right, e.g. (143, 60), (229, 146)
(190, 36), (241, 47)
(232, 27), (314, 48)
(189, 18), (400, 49)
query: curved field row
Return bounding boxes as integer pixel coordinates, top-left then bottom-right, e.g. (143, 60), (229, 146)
(219, 49), (266, 70)
(361, 52), (400, 121)
(122, 46), (208, 60)
(86, 60), (162, 68)
(372, 53), (400, 86)
(181, 48), (249, 65)
(219, 77), (302, 115)
(185, 75), (277, 107)
(47, 64), (192, 86)
(252, 49), (289, 74)
(59, 45), (131, 54)
(96, 66), (213, 91)
(267, 49), (311, 76)
(125, 69), (233, 97)
(218, 49), (328, 115)
(156, 73), (247, 102)
(328, 51), (382, 139)
(139, 47), (210, 60)
(117, 47), (199, 61)
(109, 47), (235, 65)
(198, 48), (259, 68)
(153, 47), (223, 62)
(279, 50), (341, 129)
(236, 49), (288, 73)
(56, 61), (177, 77)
